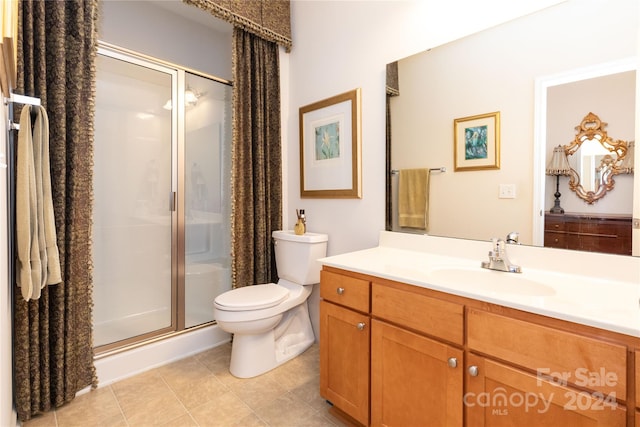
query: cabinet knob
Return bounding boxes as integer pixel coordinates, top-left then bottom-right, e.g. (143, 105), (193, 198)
(336, 287), (345, 295)
(447, 357), (457, 368)
(356, 322), (366, 331)
(468, 365), (479, 377)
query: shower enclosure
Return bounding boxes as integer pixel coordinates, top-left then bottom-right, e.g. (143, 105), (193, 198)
(92, 45), (232, 352)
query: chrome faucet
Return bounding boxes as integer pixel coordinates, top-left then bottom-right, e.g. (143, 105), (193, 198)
(505, 231), (520, 245)
(481, 237), (522, 273)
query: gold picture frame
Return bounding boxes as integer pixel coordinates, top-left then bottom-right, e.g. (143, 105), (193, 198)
(454, 111), (500, 171)
(299, 88), (362, 198)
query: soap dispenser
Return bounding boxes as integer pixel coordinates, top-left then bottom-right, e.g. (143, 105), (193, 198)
(294, 209), (306, 235)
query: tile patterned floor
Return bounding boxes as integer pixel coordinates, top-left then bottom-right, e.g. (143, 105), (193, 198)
(22, 343), (344, 427)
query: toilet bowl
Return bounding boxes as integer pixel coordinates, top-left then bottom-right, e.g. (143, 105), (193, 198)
(213, 230), (328, 378)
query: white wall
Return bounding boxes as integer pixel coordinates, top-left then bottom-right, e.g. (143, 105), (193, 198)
(100, 0), (232, 80)
(285, 0), (566, 256)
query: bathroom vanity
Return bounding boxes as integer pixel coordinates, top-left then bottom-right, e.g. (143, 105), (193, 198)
(319, 231), (640, 427)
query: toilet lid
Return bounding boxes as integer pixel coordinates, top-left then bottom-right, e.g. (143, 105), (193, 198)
(215, 283), (289, 311)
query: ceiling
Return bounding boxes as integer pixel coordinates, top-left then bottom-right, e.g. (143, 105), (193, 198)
(151, 0), (232, 34)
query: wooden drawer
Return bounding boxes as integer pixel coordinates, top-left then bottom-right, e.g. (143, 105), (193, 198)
(544, 231), (567, 249)
(467, 308), (626, 397)
(576, 217), (630, 235)
(545, 215), (565, 231)
(320, 270), (370, 313)
(371, 282), (464, 345)
(580, 233), (629, 255)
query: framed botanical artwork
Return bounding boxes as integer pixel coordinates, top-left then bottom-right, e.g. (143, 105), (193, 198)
(453, 111), (500, 171)
(299, 88), (362, 198)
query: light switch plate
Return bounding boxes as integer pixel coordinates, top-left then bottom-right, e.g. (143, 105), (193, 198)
(499, 184), (516, 199)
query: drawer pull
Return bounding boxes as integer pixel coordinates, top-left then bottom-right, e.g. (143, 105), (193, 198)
(468, 365), (479, 377)
(447, 357), (458, 368)
(336, 287), (345, 295)
(356, 322), (366, 331)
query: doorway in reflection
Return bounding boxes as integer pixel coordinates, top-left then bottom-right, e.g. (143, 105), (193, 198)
(541, 67), (635, 255)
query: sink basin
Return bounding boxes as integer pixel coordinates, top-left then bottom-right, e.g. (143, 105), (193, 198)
(429, 267), (556, 297)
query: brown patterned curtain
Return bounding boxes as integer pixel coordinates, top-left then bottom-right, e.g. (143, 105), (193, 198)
(231, 27), (282, 288)
(13, 0), (98, 421)
(182, 0), (292, 51)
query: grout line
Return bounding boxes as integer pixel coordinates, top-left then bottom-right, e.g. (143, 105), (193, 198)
(108, 385), (131, 427)
(159, 373), (200, 426)
(228, 388), (266, 426)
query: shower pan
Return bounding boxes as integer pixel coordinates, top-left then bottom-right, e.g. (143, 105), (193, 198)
(92, 44), (232, 352)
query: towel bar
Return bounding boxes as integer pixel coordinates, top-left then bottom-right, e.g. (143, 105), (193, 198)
(391, 167), (446, 175)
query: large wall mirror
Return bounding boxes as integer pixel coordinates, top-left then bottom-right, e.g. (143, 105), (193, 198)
(386, 0), (638, 257)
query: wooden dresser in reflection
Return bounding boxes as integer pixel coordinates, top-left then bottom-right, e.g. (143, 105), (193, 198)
(544, 212), (632, 255)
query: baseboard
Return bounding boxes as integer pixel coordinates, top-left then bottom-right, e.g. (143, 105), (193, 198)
(81, 324), (230, 393)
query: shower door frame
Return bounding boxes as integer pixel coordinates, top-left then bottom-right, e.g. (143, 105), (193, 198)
(94, 43), (232, 355)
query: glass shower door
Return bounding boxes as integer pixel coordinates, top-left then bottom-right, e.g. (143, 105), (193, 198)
(184, 72), (232, 328)
(93, 53), (175, 348)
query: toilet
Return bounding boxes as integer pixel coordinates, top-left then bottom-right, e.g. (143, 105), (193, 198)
(213, 230), (328, 378)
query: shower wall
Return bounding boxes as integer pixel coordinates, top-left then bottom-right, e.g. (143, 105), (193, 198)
(184, 72), (233, 328)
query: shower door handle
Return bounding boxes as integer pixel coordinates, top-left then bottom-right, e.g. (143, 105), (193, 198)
(169, 191), (176, 211)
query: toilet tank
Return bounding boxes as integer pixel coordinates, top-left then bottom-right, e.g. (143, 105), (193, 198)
(272, 230), (328, 285)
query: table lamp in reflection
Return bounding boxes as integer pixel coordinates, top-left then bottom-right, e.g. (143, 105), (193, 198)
(619, 140), (634, 174)
(546, 145), (572, 214)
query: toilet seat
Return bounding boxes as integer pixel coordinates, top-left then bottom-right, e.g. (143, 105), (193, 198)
(215, 284), (289, 311)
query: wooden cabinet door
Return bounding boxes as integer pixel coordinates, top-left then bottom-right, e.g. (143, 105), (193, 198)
(636, 350), (640, 409)
(465, 353), (626, 427)
(371, 319), (463, 427)
(320, 300), (370, 426)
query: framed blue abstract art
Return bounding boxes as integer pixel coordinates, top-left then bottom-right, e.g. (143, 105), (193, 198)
(299, 88), (362, 198)
(454, 111), (500, 171)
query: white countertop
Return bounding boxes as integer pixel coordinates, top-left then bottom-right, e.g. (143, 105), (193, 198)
(319, 232), (640, 338)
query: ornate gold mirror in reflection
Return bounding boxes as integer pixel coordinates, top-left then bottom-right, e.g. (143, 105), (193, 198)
(564, 112), (629, 204)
